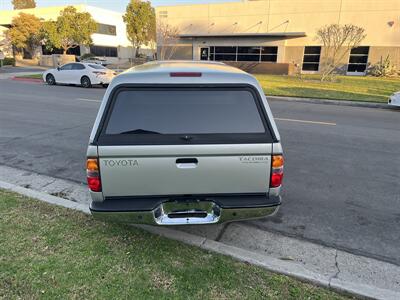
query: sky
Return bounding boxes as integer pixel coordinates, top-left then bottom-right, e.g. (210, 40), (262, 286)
(0, 0), (240, 12)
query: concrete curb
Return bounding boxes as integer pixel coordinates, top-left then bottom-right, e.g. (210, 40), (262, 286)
(0, 180), (90, 214)
(267, 95), (395, 109)
(1, 179), (399, 300)
(11, 76), (43, 83)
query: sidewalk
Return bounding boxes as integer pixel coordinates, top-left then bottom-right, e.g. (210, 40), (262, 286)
(0, 71), (43, 80)
(0, 164), (399, 300)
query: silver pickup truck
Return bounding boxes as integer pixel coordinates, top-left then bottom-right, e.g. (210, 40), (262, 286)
(86, 61), (284, 225)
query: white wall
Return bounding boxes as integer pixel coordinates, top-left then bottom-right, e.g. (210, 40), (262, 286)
(157, 0), (400, 47)
(82, 6), (155, 63)
(82, 6), (131, 48)
(0, 5), (155, 63)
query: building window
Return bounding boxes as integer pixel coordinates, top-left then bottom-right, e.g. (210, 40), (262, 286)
(347, 46), (369, 73)
(90, 45), (118, 57)
(209, 46), (216, 60)
(261, 47), (278, 62)
(213, 46), (237, 61)
(237, 46), (261, 62)
(302, 46), (321, 71)
(209, 46), (278, 62)
(96, 23), (117, 36)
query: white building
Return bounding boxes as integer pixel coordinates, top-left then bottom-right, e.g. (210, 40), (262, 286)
(0, 4), (153, 65)
(156, 0), (400, 75)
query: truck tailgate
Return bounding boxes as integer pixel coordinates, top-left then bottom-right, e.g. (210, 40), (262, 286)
(98, 144), (272, 197)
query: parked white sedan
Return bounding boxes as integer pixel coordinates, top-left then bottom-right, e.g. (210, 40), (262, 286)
(43, 62), (116, 88)
(388, 92), (400, 107)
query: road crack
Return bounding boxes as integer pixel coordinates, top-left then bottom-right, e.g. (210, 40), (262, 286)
(333, 249), (341, 278)
(40, 178), (57, 188)
(329, 249), (341, 287)
(215, 223), (230, 242)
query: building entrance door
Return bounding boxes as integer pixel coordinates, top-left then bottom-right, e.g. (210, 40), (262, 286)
(200, 48), (209, 60)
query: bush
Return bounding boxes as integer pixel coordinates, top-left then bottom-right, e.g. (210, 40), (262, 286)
(1, 57), (16, 66)
(79, 53), (96, 60)
(367, 55), (398, 77)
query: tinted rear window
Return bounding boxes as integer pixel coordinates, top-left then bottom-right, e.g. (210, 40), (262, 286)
(105, 90), (266, 135)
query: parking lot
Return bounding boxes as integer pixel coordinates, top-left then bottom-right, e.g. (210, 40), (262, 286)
(0, 78), (399, 266)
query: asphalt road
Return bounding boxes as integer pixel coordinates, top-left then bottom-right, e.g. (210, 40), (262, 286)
(1, 79), (399, 265)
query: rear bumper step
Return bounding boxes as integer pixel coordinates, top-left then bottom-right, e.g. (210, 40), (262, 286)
(90, 195), (280, 225)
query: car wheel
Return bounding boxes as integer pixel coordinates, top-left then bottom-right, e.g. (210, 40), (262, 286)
(102, 84), (109, 88)
(81, 76), (92, 88)
(46, 74), (56, 85)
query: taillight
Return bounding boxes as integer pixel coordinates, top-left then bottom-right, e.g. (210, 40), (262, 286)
(87, 158), (102, 192)
(270, 155), (284, 188)
(93, 71), (106, 75)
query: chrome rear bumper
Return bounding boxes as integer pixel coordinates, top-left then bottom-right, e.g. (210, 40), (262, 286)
(90, 198), (280, 225)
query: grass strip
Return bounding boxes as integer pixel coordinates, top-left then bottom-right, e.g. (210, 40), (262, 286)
(255, 74), (400, 103)
(0, 189), (352, 299)
(14, 74), (43, 79)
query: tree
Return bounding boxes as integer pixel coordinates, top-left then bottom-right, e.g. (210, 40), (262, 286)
(157, 21), (180, 60)
(7, 13), (42, 57)
(123, 0), (156, 57)
(12, 0), (36, 9)
(316, 24), (366, 81)
(41, 6), (96, 55)
(0, 27), (10, 49)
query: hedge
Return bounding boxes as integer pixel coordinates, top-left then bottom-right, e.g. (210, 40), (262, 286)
(1, 57), (16, 66)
